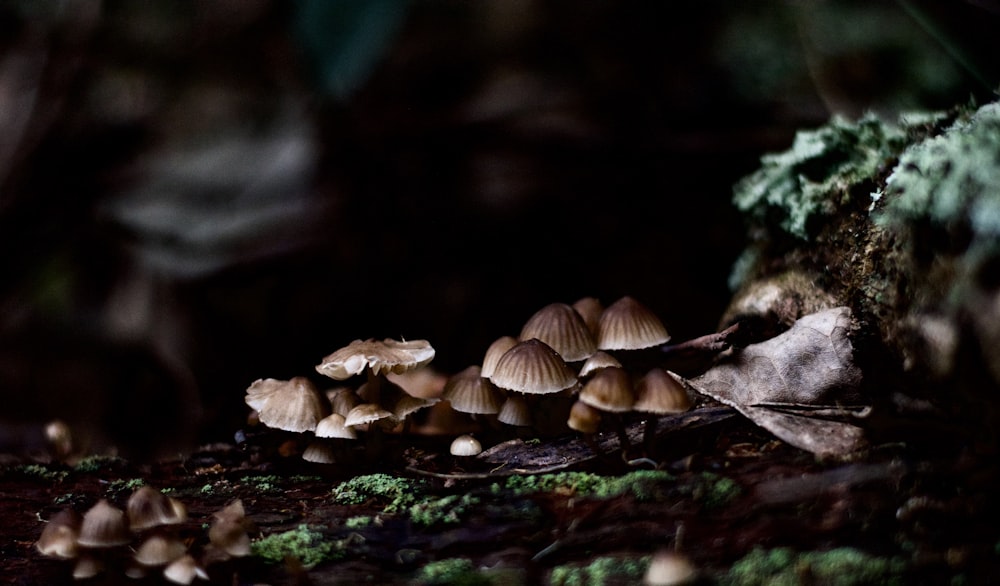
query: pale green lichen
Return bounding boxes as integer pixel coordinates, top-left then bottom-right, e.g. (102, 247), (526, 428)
(251, 524), (341, 567)
(722, 546), (906, 586)
(493, 470), (673, 502)
(343, 515), (375, 529)
(733, 113), (908, 240)
(409, 493), (480, 527)
(332, 473), (426, 513)
(548, 554), (651, 586)
(413, 558), (492, 586)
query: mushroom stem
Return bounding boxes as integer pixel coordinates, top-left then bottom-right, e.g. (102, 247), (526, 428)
(613, 415), (632, 455)
(365, 368), (382, 405)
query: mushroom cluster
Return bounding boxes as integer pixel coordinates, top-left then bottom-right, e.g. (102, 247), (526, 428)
(35, 486), (251, 583)
(441, 296), (691, 455)
(244, 337), (439, 464)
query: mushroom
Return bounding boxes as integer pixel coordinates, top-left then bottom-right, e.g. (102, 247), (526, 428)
(244, 376), (330, 434)
(133, 534), (187, 567)
(518, 302), (597, 362)
(632, 368), (693, 456)
(449, 434), (483, 457)
(644, 549), (697, 585)
(577, 350), (623, 379)
(442, 365), (504, 418)
(35, 508), (81, 559)
(596, 296), (671, 351)
(578, 366), (636, 452)
(208, 500), (251, 559)
(488, 338), (578, 436)
(497, 394), (534, 427)
(303, 413), (358, 464)
(163, 554), (209, 585)
(572, 296), (604, 338)
(480, 335), (518, 380)
(77, 499), (131, 549)
(566, 399), (605, 457)
(127, 485), (187, 532)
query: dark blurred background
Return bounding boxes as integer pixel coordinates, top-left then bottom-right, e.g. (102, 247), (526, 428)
(0, 0), (996, 459)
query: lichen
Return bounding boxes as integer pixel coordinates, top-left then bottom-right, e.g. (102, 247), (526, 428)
(733, 113), (908, 240)
(493, 470), (673, 502)
(722, 546), (906, 586)
(548, 554), (650, 586)
(251, 524), (341, 567)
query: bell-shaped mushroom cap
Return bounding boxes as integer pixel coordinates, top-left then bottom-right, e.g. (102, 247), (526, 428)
(442, 365), (504, 415)
(302, 441), (338, 464)
(496, 394), (533, 426)
(567, 400), (602, 434)
(489, 339), (578, 395)
(357, 377), (436, 420)
(633, 369), (692, 415)
(577, 350), (623, 379)
(127, 486), (187, 531)
(246, 376), (330, 433)
(327, 387), (363, 417)
(596, 296), (671, 350)
(315, 338), (436, 380)
(73, 554), (104, 580)
(572, 297), (604, 337)
(164, 554), (209, 585)
(36, 508), (81, 559)
(578, 366), (635, 413)
(449, 434), (483, 456)
(644, 550), (697, 586)
(208, 500), (250, 558)
(77, 499), (131, 548)
(480, 335), (518, 379)
(134, 534), (187, 567)
(315, 413), (358, 439)
(344, 403), (396, 428)
(519, 302), (597, 362)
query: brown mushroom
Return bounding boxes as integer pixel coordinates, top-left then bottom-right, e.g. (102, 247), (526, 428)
(208, 500), (251, 559)
(315, 338), (435, 380)
(566, 399), (607, 457)
(442, 365), (504, 416)
(597, 296), (671, 351)
(572, 296), (604, 338)
(35, 508), (81, 559)
(518, 302), (597, 362)
(578, 366), (636, 451)
(163, 554), (209, 585)
(480, 335), (518, 380)
(632, 368), (693, 456)
(133, 534), (187, 567)
(244, 376), (330, 434)
(77, 499), (131, 549)
(488, 339), (577, 395)
(127, 485), (187, 532)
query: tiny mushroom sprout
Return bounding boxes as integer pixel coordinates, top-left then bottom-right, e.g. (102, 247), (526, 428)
(449, 434), (483, 457)
(597, 295), (671, 351)
(644, 549), (697, 586)
(633, 368), (693, 456)
(488, 338), (578, 435)
(518, 302), (597, 363)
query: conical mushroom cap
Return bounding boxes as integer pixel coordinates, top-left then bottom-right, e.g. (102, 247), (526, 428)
(315, 338), (435, 380)
(209, 501), (250, 558)
(78, 499), (131, 548)
(344, 403), (396, 427)
(315, 413), (358, 439)
(596, 296), (671, 350)
(442, 365), (504, 415)
(497, 394), (533, 426)
(481, 335), (518, 379)
(127, 485), (187, 531)
(164, 554), (208, 585)
(572, 297), (604, 337)
(357, 378), (436, 420)
(578, 366), (635, 413)
(633, 369), (692, 414)
(577, 350), (623, 378)
(567, 400), (602, 434)
(327, 387), (363, 417)
(489, 339), (577, 395)
(36, 509), (81, 559)
(134, 534), (187, 567)
(248, 376), (330, 433)
(302, 442), (338, 464)
(519, 302), (597, 362)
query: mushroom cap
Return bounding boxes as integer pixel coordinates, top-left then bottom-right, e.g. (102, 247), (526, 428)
(633, 369), (692, 415)
(357, 378), (436, 420)
(567, 400), (602, 434)
(302, 441), (339, 464)
(488, 338), (578, 395)
(73, 555), (104, 580)
(326, 386), (362, 416)
(644, 550), (697, 586)
(344, 403), (396, 428)
(315, 338), (435, 380)
(480, 335), (518, 379)
(36, 508), (81, 559)
(208, 501), (251, 558)
(442, 365), (504, 415)
(246, 376), (330, 433)
(577, 350), (623, 378)
(78, 499), (131, 548)
(519, 302), (597, 362)
(164, 554), (208, 586)
(449, 434), (483, 456)
(572, 296), (604, 337)
(596, 296), (671, 350)
(497, 394), (533, 426)
(578, 366), (635, 413)
(314, 413), (358, 439)
(127, 486), (187, 531)
(134, 534), (187, 567)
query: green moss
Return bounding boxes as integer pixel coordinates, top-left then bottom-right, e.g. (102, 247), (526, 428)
(548, 555), (650, 586)
(332, 473), (427, 513)
(409, 493), (480, 527)
(685, 472), (742, 510)
(723, 546), (906, 586)
(494, 470), (673, 502)
(105, 478), (144, 497)
(251, 524), (341, 568)
(14, 464), (68, 483)
(413, 558), (491, 586)
(733, 113), (908, 240)
(343, 515), (375, 529)
(73, 455), (127, 473)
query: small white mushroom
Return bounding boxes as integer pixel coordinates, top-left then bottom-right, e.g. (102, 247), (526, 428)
(449, 434), (483, 457)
